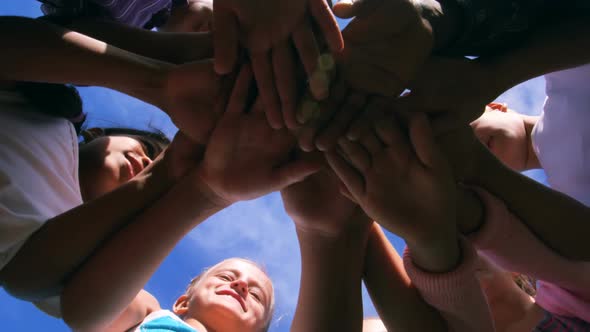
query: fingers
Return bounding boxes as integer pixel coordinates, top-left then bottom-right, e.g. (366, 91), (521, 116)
(332, 0), (378, 19)
(309, 0), (344, 52)
(408, 113), (441, 168)
(272, 158), (322, 189)
(326, 151), (364, 197)
(251, 52), (283, 129)
(226, 64), (254, 114)
(272, 41), (299, 129)
(213, 7), (239, 74)
(337, 138), (370, 172)
(292, 19), (321, 79)
(315, 92), (367, 151)
(346, 97), (389, 140)
(296, 78), (349, 151)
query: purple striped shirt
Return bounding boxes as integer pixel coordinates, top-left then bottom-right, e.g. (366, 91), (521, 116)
(534, 311), (590, 332)
(40, 0), (183, 28)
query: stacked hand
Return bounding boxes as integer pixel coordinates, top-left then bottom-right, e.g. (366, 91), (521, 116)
(154, 59), (229, 144)
(326, 112), (461, 272)
(281, 165), (369, 237)
(213, 0), (343, 130)
(392, 57), (506, 133)
(193, 65), (321, 206)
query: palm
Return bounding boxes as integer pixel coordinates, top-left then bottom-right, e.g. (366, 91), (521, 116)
(364, 150), (453, 240)
(395, 57), (502, 133)
(163, 61), (225, 143)
(281, 169), (360, 236)
(200, 112), (298, 203)
(335, 0), (434, 97)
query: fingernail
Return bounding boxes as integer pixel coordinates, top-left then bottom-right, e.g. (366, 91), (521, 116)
(297, 100), (320, 124)
(309, 71), (330, 100)
(318, 53), (335, 72)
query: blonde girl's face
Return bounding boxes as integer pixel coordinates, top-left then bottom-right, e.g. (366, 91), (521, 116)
(179, 259), (274, 332)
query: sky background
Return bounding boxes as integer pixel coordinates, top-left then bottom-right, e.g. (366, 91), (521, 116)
(1, 1), (548, 331)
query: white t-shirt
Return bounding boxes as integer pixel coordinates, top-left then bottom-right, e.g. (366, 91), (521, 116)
(0, 90), (83, 315)
(532, 64), (590, 206)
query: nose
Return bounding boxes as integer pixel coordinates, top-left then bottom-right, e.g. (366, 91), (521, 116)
(140, 155), (152, 169)
(230, 279), (248, 298)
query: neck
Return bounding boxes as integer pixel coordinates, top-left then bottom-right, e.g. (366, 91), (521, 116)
(183, 317), (213, 332)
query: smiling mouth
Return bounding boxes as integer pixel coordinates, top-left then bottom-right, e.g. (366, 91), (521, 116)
(216, 290), (247, 312)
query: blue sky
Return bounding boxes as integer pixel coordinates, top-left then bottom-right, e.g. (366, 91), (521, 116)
(0, 1), (548, 331)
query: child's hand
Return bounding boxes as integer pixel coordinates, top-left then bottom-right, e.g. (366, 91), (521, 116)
(196, 65), (321, 205)
(392, 57), (504, 133)
(326, 113), (456, 245)
(470, 104), (529, 171)
(332, 0), (434, 98)
(156, 59), (228, 144)
(162, 0), (213, 32)
(212, 0), (343, 129)
(281, 166), (369, 237)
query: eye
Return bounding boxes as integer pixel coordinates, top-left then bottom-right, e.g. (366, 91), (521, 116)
(218, 274), (232, 281)
(250, 290), (262, 303)
(138, 139), (156, 159)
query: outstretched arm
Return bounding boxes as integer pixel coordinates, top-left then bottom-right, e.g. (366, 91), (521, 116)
(282, 170), (368, 332)
(54, 17), (213, 64)
(0, 16), (167, 99)
(363, 224), (448, 331)
(61, 66), (320, 332)
(439, 127), (590, 262)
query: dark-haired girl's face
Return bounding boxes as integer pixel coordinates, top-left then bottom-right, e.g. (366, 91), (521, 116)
(78, 135), (160, 201)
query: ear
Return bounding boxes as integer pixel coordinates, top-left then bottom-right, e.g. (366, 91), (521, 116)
(173, 294), (190, 316)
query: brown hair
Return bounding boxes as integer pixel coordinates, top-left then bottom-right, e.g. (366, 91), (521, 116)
(80, 127), (170, 160)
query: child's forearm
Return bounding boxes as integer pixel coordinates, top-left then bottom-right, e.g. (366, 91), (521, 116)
(363, 224), (448, 332)
(0, 152), (180, 300)
(464, 142), (590, 261)
(291, 213), (369, 332)
(61, 171), (226, 332)
(63, 18), (213, 64)
(0, 16), (169, 105)
(479, 15), (590, 93)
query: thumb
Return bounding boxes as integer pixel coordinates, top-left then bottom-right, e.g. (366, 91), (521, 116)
(409, 113), (444, 169)
(270, 160), (322, 190)
(333, 0), (374, 18)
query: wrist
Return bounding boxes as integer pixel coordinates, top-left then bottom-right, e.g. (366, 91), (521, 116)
(406, 233), (461, 273)
(418, 0), (462, 51)
(456, 186), (485, 235)
(294, 211), (372, 247)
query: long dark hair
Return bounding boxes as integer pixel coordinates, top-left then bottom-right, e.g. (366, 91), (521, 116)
(16, 81), (86, 132)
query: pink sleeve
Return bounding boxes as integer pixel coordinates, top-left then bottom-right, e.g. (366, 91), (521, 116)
(403, 238), (495, 332)
(469, 188), (590, 320)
